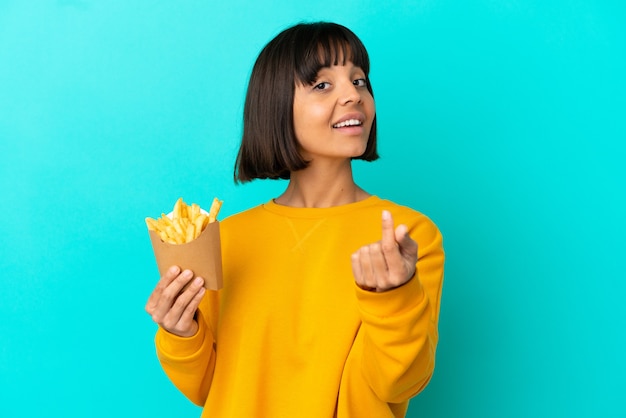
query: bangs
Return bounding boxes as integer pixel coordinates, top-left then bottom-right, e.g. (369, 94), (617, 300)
(293, 23), (370, 85)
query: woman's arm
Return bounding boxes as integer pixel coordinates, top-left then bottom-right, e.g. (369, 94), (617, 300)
(147, 266), (218, 405)
(351, 213), (445, 402)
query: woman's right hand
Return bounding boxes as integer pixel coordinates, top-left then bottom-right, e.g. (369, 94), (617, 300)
(145, 265), (206, 337)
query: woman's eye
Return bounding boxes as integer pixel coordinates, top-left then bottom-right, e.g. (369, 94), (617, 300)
(353, 78), (367, 87)
(313, 82), (331, 90)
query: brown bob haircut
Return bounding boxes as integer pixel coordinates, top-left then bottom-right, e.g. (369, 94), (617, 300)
(234, 22), (378, 183)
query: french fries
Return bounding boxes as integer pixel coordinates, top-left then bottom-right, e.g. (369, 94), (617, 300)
(146, 197), (223, 244)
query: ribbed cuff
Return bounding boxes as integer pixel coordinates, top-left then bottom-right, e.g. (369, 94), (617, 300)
(156, 314), (208, 359)
(355, 275), (426, 318)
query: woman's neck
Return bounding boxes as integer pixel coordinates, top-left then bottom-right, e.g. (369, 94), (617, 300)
(274, 160), (370, 208)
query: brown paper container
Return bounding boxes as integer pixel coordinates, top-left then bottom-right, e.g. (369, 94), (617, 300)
(148, 221), (223, 290)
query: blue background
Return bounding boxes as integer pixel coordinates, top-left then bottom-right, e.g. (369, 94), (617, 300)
(1, 1), (624, 417)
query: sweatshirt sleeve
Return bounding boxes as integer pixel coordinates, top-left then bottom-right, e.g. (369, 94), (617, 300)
(154, 294), (218, 406)
(355, 215), (445, 403)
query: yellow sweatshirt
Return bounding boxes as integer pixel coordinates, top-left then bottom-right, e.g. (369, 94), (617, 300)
(155, 196), (444, 417)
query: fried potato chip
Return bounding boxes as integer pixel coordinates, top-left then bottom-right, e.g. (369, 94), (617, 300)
(145, 197), (223, 244)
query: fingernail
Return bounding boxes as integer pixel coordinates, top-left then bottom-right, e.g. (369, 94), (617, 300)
(182, 270), (193, 279)
(194, 277), (204, 286)
(169, 265), (180, 275)
(382, 210), (391, 220)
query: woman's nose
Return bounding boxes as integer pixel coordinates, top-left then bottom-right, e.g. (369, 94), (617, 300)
(339, 82), (362, 105)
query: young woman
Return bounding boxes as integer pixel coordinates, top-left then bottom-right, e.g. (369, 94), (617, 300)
(146, 22), (445, 418)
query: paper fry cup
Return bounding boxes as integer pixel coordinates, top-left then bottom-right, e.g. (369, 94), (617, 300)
(148, 220), (223, 290)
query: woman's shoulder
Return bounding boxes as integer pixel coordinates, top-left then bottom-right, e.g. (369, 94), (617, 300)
(374, 196), (431, 219)
(221, 202), (268, 225)
(374, 197), (442, 237)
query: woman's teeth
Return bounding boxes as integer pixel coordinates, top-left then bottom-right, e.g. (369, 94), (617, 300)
(333, 119), (362, 128)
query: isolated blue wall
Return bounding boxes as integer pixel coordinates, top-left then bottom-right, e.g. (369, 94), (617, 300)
(1, 1), (624, 417)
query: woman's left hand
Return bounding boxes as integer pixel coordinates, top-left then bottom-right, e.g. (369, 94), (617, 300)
(351, 210), (418, 292)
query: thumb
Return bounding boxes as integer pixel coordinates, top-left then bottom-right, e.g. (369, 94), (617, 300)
(395, 224), (417, 256)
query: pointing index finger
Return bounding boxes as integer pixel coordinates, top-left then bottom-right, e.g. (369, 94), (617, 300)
(381, 210), (397, 248)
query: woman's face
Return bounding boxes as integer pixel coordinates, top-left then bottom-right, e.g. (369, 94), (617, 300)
(292, 61), (375, 164)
